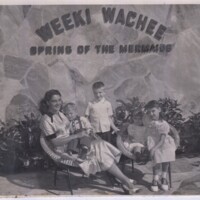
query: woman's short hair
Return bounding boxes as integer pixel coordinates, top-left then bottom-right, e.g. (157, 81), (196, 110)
(39, 89), (61, 115)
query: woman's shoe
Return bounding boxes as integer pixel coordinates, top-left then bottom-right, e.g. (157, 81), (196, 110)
(129, 178), (137, 185)
(151, 179), (159, 192)
(161, 178), (169, 191)
(121, 184), (141, 195)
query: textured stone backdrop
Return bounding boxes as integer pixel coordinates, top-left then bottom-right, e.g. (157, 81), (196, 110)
(0, 5), (200, 121)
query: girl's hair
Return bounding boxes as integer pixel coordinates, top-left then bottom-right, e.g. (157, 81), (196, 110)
(144, 100), (160, 110)
(39, 89), (61, 115)
(144, 100), (164, 120)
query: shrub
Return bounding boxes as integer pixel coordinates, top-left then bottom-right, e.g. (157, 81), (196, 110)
(115, 97), (145, 125)
(0, 114), (48, 173)
(179, 113), (200, 153)
(114, 97), (200, 154)
(158, 98), (185, 130)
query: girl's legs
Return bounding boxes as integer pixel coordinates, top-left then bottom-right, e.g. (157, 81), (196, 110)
(153, 163), (161, 182)
(161, 162), (169, 191)
(161, 162), (169, 179)
(151, 163), (161, 192)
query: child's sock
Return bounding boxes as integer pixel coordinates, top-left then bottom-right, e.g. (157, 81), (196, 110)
(153, 175), (159, 181)
(162, 172), (167, 179)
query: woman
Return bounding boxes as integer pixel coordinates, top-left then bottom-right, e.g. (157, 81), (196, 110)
(39, 89), (140, 194)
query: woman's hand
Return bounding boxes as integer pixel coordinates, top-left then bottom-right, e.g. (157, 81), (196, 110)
(76, 131), (88, 138)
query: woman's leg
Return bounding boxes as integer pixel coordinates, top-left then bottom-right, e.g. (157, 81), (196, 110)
(107, 162), (133, 189)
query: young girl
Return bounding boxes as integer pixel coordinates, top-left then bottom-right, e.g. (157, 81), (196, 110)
(144, 100), (176, 192)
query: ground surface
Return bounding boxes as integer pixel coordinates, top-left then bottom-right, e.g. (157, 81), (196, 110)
(0, 154), (200, 197)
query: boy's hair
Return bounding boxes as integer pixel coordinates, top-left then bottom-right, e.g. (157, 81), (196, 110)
(92, 81), (105, 90)
(63, 102), (77, 112)
(144, 100), (161, 110)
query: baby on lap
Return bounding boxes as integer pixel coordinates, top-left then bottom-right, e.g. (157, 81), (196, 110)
(62, 102), (94, 160)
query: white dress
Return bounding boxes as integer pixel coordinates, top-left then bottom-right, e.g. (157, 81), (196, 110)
(145, 120), (176, 164)
(40, 112), (121, 176)
(79, 139), (121, 176)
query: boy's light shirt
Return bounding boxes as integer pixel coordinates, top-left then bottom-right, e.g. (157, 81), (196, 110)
(85, 97), (113, 133)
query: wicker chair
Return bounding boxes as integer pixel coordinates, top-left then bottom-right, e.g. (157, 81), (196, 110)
(40, 134), (81, 195)
(116, 124), (180, 189)
(40, 134), (123, 194)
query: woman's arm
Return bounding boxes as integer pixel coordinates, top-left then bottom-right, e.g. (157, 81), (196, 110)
(50, 131), (87, 147)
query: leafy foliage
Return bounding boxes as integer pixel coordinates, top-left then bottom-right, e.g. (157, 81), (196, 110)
(158, 98), (185, 130)
(0, 114), (49, 173)
(179, 112), (200, 153)
(115, 97), (145, 125)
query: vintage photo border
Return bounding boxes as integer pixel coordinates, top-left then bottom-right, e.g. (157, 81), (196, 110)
(0, 0), (199, 200)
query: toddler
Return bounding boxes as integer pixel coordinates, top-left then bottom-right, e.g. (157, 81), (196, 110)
(63, 102), (93, 159)
(144, 100), (176, 192)
(85, 81), (119, 143)
(123, 112), (146, 163)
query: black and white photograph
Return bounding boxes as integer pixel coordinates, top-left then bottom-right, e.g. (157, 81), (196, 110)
(0, 4), (199, 196)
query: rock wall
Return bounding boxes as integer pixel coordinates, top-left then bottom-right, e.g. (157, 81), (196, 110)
(0, 5), (200, 121)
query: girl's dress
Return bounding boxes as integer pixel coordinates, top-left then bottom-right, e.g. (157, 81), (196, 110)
(40, 112), (121, 176)
(145, 120), (176, 165)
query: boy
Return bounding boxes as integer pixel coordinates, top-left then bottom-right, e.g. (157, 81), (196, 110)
(85, 81), (119, 143)
(63, 103), (93, 158)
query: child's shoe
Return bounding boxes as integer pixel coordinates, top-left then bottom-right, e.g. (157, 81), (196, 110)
(161, 178), (169, 191)
(151, 179), (159, 192)
(67, 150), (73, 156)
(79, 146), (89, 160)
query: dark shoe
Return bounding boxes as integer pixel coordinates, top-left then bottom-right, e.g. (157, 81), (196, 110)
(67, 150), (73, 156)
(79, 148), (88, 160)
